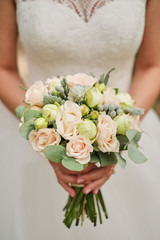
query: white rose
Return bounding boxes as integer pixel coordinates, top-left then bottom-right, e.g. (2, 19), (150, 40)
(66, 135), (93, 164)
(25, 81), (48, 107)
(56, 101), (82, 140)
(103, 87), (120, 105)
(96, 112), (119, 152)
(29, 128), (61, 156)
(66, 73), (97, 88)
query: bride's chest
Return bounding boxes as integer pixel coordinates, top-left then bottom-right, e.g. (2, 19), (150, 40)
(16, 0), (147, 58)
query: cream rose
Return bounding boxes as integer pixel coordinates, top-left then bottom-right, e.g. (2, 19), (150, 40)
(29, 128), (61, 156)
(66, 73), (97, 88)
(56, 101), (82, 140)
(45, 77), (63, 91)
(129, 115), (141, 132)
(96, 112), (119, 152)
(103, 87), (120, 105)
(66, 135), (93, 164)
(25, 81), (48, 107)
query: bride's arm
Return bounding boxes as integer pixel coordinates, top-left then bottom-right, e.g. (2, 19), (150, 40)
(129, 0), (160, 113)
(0, 0), (78, 197)
(0, 0), (25, 114)
(77, 0), (160, 194)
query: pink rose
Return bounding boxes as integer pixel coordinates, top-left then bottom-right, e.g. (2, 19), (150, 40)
(25, 81), (48, 107)
(66, 73), (97, 88)
(103, 87), (120, 105)
(29, 128), (61, 156)
(56, 101), (82, 140)
(96, 112), (119, 152)
(66, 135), (93, 164)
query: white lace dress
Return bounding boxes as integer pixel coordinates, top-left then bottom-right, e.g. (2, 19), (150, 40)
(0, 0), (160, 239)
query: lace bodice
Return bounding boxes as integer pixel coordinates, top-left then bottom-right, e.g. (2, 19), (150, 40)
(16, 0), (147, 91)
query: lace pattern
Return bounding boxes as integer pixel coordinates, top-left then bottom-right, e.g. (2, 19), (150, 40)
(21, 0), (113, 22)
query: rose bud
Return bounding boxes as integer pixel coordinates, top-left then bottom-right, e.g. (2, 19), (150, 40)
(42, 104), (60, 125)
(94, 83), (106, 93)
(114, 114), (131, 135)
(34, 118), (48, 131)
(81, 104), (90, 116)
(78, 119), (97, 143)
(117, 93), (135, 109)
(90, 110), (99, 120)
(85, 87), (103, 108)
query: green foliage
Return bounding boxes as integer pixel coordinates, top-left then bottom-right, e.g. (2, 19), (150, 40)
(68, 84), (89, 104)
(126, 129), (141, 142)
(44, 145), (66, 162)
(128, 141), (147, 164)
(98, 152), (117, 166)
(124, 107), (144, 116)
(114, 152), (126, 168)
(117, 135), (129, 150)
(62, 156), (84, 171)
(19, 120), (34, 140)
(15, 105), (26, 119)
(98, 68), (115, 86)
(43, 94), (64, 105)
(90, 152), (100, 163)
(23, 110), (42, 122)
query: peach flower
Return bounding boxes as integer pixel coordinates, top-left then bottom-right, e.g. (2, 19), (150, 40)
(56, 101), (82, 140)
(103, 87), (120, 105)
(29, 128), (61, 156)
(96, 112), (119, 152)
(129, 115), (141, 132)
(25, 81), (48, 107)
(66, 73), (97, 88)
(66, 135), (93, 164)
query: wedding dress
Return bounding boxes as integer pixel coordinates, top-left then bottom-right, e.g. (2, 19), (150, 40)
(0, 0), (160, 239)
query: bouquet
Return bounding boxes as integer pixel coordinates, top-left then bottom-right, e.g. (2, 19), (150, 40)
(16, 69), (147, 228)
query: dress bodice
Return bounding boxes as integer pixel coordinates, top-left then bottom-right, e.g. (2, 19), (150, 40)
(16, 0), (147, 91)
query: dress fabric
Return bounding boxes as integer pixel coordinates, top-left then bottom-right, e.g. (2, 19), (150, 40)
(0, 0), (160, 239)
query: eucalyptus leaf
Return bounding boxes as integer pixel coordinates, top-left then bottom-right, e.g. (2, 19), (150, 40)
(19, 120), (34, 140)
(24, 110), (41, 122)
(126, 129), (141, 143)
(124, 107), (144, 116)
(128, 142), (147, 163)
(98, 152), (117, 166)
(15, 105), (26, 119)
(90, 152), (100, 163)
(62, 156), (84, 171)
(114, 152), (126, 168)
(117, 135), (129, 151)
(44, 145), (66, 162)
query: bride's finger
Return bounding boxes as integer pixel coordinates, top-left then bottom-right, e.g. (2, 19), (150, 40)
(76, 165), (114, 184)
(56, 170), (77, 184)
(58, 179), (76, 197)
(83, 168), (114, 194)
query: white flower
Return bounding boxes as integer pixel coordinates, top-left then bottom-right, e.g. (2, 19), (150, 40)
(25, 81), (48, 107)
(56, 101), (82, 140)
(66, 73), (97, 88)
(66, 135), (93, 164)
(45, 77), (63, 93)
(96, 112), (119, 152)
(117, 92), (135, 109)
(103, 87), (120, 105)
(29, 128), (61, 156)
(129, 115), (141, 132)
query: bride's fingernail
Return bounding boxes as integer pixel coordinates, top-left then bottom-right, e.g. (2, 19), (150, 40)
(77, 178), (84, 183)
(85, 188), (91, 194)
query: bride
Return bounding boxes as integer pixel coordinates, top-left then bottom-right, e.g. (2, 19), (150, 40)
(0, 0), (160, 239)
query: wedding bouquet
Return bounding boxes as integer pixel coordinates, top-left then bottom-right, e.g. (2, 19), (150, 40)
(16, 69), (147, 228)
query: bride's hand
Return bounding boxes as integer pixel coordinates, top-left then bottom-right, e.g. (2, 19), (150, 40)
(76, 164), (116, 195)
(49, 162), (97, 197)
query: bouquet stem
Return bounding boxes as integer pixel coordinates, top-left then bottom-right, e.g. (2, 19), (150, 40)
(63, 187), (108, 228)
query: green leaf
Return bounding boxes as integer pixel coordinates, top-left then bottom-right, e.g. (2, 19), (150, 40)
(15, 105), (26, 119)
(126, 129), (142, 143)
(24, 110), (41, 122)
(19, 84), (28, 91)
(19, 120), (34, 140)
(128, 142), (147, 163)
(68, 84), (89, 104)
(104, 68), (115, 85)
(43, 94), (63, 105)
(114, 88), (119, 94)
(117, 135), (129, 150)
(44, 145), (66, 162)
(98, 152), (117, 166)
(90, 152), (100, 163)
(114, 152), (127, 168)
(124, 107), (144, 116)
(62, 156), (84, 171)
